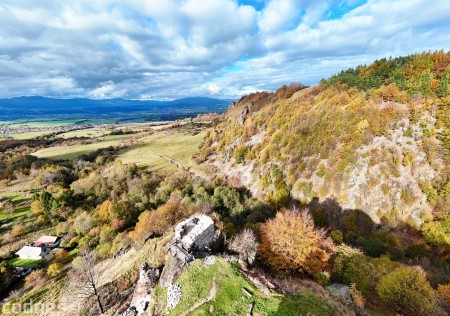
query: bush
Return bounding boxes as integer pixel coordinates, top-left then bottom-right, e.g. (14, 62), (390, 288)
(24, 269), (47, 287)
(315, 271), (330, 286)
(329, 230), (343, 244)
(437, 283), (450, 308)
(11, 225), (25, 237)
(47, 263), (64, 278)
(54, 249), (71, 264)
(376, 266), (437, 315)
(331, 246), (375, 295)
(227, 228), (258, 265)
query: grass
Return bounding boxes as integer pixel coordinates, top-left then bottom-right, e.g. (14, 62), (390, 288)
(31, 135), (132, 160)
(57, 128), (111, 139)
(7, 257), (42, 268)
(160, 258), (334, 316)
(3, 131), (54, 140)
(118, 130), (205, 171)
(0, 205), (30, 222)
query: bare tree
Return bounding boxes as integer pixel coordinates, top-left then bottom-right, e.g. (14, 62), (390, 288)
(227, 228), (258, 266)
(70, 249), (104, 314)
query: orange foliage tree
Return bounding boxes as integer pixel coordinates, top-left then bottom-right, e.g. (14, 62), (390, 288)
(131, 192), (188, 244)
(258, 208), (334, 275)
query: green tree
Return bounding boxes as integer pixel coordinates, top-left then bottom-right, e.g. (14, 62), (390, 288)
(376, 266), (437, 315)
(437, 70), (450, 98)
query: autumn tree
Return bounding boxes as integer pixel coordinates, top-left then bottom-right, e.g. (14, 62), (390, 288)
(227, 228), (258, 266)
(259, 208), (333, 275)
(131, 192), (188, 244)
(376, 266), (437, 315)
(54, 249), (71, 264)
(24, 269), (47, 287)
(47, 263), (64, 277)
(438, 283), (450, 309)
(70, 249), (104, 314)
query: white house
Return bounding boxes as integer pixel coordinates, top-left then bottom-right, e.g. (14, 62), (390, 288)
(15, 246), (49, 260)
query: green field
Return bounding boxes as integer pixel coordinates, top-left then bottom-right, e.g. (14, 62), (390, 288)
(0, 205), (30, 222)
(32, 135), (132, 160)
(161, 258), (334, 316)
(7, 257), (42, 268)
(118, 130), (205, 171)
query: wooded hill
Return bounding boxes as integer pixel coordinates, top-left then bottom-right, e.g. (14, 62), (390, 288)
(199, 51), (450, 249)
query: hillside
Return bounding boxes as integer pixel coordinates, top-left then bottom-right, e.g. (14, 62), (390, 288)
(200, 51), (450, 231)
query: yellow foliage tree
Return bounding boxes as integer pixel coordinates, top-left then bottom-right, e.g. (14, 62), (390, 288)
(47, 263), (64, 278)
(258, 208), (333, 275)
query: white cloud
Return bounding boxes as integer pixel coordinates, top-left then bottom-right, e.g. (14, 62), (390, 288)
(0, 0), (449, 99)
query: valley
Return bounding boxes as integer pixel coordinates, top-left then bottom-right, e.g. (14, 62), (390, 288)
(0, 52), (449, 316)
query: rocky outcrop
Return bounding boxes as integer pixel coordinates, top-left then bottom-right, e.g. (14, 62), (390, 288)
(121, 263), (160, 316)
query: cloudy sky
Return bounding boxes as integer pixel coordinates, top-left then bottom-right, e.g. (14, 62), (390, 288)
(0, 0), (449, 100)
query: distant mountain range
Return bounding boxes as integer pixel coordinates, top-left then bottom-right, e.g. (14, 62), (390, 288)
(0, 96), (233, 122)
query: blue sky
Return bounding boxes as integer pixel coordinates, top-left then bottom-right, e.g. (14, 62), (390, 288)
(0, 0), (449, 100)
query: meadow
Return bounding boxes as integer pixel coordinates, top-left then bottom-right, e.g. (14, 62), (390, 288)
(118, 130), (206, 171)
(32, 134), (132, 160)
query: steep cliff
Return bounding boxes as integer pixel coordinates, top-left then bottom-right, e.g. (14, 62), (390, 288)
(199, 52), (450, 228)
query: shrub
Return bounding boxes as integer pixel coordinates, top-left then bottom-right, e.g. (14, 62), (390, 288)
(405, 243), (429, 259)
(315, 271), (330, 286)
(11, 225), (25, 237)
(331, 246), (375, 295)
(47, 263), (64, 278)
(329, 230), (343, 244)
(376, 266), (437, 315)
(54, 249), (71, 264)
(421, 218), (450, 251)
(24, 269), (47, 287)
(437, 283), (450, 308)
(234, 145), (248, 164)
(227, 228), (258, 265)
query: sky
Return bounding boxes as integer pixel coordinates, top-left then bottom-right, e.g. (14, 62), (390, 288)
(0, 0), (449, 100)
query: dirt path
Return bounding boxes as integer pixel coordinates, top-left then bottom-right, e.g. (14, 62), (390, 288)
(180, 277), (217, 316)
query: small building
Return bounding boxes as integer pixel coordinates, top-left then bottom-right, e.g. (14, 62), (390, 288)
(15, 246), (50, 260)
(168, 215), (217, 264)
(33, 235), (60, 248)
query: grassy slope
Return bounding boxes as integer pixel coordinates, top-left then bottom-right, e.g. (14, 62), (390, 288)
(118, 130), (205, 171)
(57, 128), (111, 139)
(160, 258), (334, 316)
(31, 135), (131, 160)
(7, 257), (42, 268)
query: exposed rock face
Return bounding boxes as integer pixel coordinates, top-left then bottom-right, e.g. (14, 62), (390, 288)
(159, 256), (184, 288)
(237, 107), (249, 125)
(121, 263), (160, 316)
(327, 284), (354, 308)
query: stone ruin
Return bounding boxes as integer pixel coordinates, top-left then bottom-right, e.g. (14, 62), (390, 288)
(168, 214), (218, 265)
